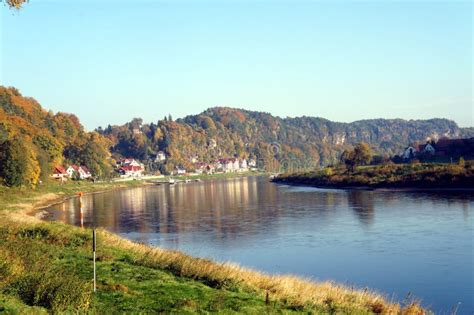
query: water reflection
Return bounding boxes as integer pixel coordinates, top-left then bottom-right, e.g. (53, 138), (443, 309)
(44, 176), (474, 313)
(348, 191), (375, 226)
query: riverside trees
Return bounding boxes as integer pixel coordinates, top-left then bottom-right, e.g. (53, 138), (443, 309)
(340, 142), (373, 172)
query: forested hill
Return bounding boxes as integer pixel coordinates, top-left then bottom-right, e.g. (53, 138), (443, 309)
(0, 86), (112, 187)
(0, 86), (471, 185)
(99, 106), (471, 173)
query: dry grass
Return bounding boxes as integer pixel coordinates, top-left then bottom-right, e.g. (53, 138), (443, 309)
(100, 230), (426, 314)
(0, 185), (428, 314)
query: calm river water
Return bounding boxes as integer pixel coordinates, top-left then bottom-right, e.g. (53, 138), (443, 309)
(44, 176), (473, 313)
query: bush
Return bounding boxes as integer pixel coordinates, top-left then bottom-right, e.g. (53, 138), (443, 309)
(10, 270), (92, 312)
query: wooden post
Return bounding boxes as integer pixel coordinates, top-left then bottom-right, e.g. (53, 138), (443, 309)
(93, 228), (96, 293)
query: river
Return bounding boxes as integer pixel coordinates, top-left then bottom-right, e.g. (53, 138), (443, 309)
(44, 176), (473, 313)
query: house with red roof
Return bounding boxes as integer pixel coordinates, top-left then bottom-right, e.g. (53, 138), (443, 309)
(51, 166), (68, 180)
(433, 138), (473, 157)
(117, 158), (145, 177)
(119, 165), (144, 177)
(409, 137), (474, 160)
(66, 165), (92, 179)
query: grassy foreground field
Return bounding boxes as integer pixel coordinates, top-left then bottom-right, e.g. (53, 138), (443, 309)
(0, 181), (426, 314)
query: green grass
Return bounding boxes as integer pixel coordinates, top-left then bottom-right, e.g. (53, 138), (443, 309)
(0, 293), (47, 314)
(0, 180), (426, 314)
(0, 221), (322, 314)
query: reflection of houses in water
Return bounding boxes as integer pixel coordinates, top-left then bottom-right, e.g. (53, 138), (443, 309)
(347, 191), (375, 226)
(143, 177), (259, 243)
(117, 187), (151, 233)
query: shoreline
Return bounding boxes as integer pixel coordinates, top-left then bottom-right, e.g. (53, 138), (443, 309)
(273, 179), (474, 192)
(29, 172), (267, 217)
(272, 163), (474, 193)
(0, 177), (426, 314)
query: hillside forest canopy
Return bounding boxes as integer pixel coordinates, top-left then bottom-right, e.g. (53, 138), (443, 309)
(0, 86), (473, 187)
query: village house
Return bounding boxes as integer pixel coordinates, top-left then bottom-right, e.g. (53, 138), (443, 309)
(118, 165), (144, 177)
(418, 143), (436, 155)
(248, 159), (257, 168)
(117, 158), (145, 177)
(218, 158), (233, 173)
(215, 160), (223, 171)
(402, 146), (417, 160)
(193, 162), (206, 174)
(155, 151), (166, 162)
(66, 165), (92, 179)
(175, 167), (186, 175)
(232, 158), (239, 171)
(215, 158), (246, 173)
(401, 137), (474, 161)
(193, 162), (217, 175)
(239, 159), (248, 171)
(118, 158), (142, 167)
(433, 138), (474, 157)
(51, 166), (68, 180)
(205, 164), (216, 174)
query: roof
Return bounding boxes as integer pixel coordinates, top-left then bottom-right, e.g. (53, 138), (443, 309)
(218, 158), (237, 163)
(68, 165), (80, 171)
(80, 166), (91, 174)
(120, 165), (143, 172)
(54, 166), (67, 174)
(418, 143), (434, 151)
(435, 138), (466, 151)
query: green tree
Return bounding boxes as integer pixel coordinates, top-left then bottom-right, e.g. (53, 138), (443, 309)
(0, 138), (40, 187)
(340, 149), (356, 172)
(78, 134), (113, 179)
(340, 142), (373, 172)
(353, 142), (373, 166)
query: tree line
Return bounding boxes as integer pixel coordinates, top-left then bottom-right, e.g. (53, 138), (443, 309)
(1, 86), (472, 187)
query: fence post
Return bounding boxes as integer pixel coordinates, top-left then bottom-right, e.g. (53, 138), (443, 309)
(93, 228), (96, 293)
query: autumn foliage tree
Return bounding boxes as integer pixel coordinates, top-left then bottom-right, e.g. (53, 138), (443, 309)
(4, 0), (27, 9)
(340, 142), (373, 172)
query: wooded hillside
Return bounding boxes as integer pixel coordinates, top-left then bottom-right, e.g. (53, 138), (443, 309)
(0, 86), (112, 186)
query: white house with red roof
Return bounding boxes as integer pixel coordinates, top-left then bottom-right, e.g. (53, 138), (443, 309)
(119, 165), (144, 177)
(52, 166), (68, 180)
(119, 158), (142, 167)
(117, 158), (144, 177)
(66, 165), (92, 179)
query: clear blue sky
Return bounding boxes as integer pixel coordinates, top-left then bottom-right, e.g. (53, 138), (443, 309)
(1, 0), (472, 130)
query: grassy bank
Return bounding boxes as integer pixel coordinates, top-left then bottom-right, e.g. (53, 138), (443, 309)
(274, 162), (474, 190)
(0, 181), (426, 314)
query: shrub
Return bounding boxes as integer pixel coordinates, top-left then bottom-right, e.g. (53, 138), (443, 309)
(323, 167), (333, 176)
(10, 270), (92, 312)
